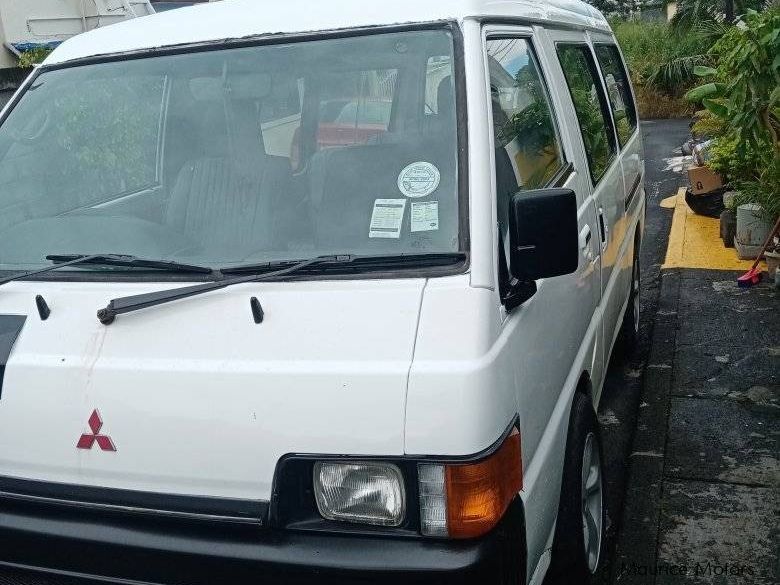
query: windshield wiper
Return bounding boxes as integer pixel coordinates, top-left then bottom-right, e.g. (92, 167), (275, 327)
(97, 254), (354, 325)
(46, 254), (214, 274)
(0, 253), (212, 287)
(0, 254), (107, 287)
(220, 252), (467, 275)
(97, 252), (466, 325)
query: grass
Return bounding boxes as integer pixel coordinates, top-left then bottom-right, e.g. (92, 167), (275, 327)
(611, 19), (711, 119)
(635, 86), (696, 119)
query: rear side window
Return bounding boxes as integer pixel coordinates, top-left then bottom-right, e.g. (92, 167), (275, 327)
(594, 45), (637, 147)
(556, 44), (616, 184)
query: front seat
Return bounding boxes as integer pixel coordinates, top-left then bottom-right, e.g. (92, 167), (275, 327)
(166, 99), (292, 259)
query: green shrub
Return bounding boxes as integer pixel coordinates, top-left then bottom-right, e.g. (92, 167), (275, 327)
(611, 19), (711, 117)
(686, 8), (780, 220)
(18, 47), (53, 68)
(730, 158), (780, 221)
(708, 135), (765, 182)
(691, 109), (725, 138)
(612, 20), (711, 89)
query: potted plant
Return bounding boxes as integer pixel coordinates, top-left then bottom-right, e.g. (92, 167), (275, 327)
(766, 237), (780, 277)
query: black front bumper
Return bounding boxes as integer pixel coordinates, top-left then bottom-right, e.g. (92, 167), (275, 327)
(0, 497), (526, 585)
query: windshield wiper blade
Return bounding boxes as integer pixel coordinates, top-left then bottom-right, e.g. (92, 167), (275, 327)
(96, 254), (355, 325)
(96, 252), (467, 326)
(0, 254), (108, 287)
(46, 254), (215, 274)
(220, 252), (467, 274)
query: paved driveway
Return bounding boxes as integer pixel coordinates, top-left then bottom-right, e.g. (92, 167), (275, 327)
(609, 121), (779, 585)
(594, 118), (693, 584)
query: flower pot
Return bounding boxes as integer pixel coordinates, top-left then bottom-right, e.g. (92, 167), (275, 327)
(766, 250), (780, 277)
(735, 204), (773, 259)
(720, 209), (736, 248)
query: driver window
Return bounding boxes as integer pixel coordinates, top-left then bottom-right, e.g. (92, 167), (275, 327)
(486, 37), (565, 271)
(0, 73), (164, 232)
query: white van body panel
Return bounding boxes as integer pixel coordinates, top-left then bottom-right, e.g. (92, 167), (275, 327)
(0, 279), (424, 498)
(45, 0), (610, 66)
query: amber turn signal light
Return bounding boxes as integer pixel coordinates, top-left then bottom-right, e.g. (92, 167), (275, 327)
(446, 430), (522, 538)
(419, 430), (522, 539)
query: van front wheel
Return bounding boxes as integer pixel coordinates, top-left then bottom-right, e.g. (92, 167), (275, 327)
(546, 392), (604, 584)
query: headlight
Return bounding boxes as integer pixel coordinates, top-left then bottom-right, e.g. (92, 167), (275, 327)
(313, 462), (406, 527)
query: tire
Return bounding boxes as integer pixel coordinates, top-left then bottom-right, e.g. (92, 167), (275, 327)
(546, 392), (605, 584)
(615, 239), (640, 356)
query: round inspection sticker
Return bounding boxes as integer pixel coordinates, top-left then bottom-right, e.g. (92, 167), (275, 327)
(397, 162), (441, 198)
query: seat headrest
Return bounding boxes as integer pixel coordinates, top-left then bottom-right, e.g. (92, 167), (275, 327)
(437, 75), (454, 120)
(189, 73), (273, 102)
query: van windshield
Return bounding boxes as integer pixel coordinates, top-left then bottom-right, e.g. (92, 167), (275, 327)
(0, 29), (460, 274)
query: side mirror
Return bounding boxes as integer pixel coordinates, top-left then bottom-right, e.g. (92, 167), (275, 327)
(504, 188), (580, 307)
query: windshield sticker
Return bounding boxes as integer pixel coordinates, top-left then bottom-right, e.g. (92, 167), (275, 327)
(369, 199), (407, 239)
(397, 162), (441, 198)
(411, 201), (439, 232)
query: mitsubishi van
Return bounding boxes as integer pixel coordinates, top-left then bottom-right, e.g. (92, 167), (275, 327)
(0, 1), (645, 584)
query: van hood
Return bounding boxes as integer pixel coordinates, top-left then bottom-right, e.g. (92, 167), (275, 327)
(0, 278), (425, 501)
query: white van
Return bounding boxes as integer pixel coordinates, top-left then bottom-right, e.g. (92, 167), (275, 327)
(0, 1), (644, 584)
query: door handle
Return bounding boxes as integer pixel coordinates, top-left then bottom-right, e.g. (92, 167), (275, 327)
(598, 207), (609, 251)
(579, 225), (593, 261)
(579, 225), (592, 249)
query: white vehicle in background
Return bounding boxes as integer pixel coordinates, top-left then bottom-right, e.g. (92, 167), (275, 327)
(0, 1), (644, 584)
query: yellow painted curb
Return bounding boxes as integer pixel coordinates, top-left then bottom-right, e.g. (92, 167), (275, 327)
(662, 188), (762, 271)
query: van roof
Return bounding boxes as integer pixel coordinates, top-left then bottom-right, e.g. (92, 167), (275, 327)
(46, 0), (609, 65)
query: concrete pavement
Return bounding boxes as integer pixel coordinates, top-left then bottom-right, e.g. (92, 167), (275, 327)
(611, 121), (779, 585)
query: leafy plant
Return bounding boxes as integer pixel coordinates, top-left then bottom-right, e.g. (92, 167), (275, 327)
(47, 74), (164, 204)
(691, 109), (726, 138)
(707, 134), (765, 181)
(686, 8), (780, 219)
(558, 46), (614, 179)
(501, 103), (556, 157)
(730, 157), (780, 219)
(18, 47), (53, 69)
(671, 0), (778, 30)
(610, 18), (712, 117)
(686, 12), (780, 149)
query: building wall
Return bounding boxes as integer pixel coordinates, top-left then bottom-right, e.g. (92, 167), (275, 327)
(667, 1), (678, 21)
(0, 0), (152, 70)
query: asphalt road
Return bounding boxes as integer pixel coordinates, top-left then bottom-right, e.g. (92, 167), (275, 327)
(593, 119), (691, 584)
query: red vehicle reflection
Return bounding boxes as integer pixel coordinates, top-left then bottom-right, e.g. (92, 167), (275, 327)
(315, 99), (392, 148)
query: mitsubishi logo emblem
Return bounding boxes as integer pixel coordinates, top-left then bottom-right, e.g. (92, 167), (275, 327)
(76, 409), (117, 452)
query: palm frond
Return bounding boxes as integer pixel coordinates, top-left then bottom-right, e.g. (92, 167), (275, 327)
(647, 54), (713, 90)
(691, 19), (730, 44)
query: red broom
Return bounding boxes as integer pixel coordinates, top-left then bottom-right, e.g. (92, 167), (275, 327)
(737, 215), (780, 288)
